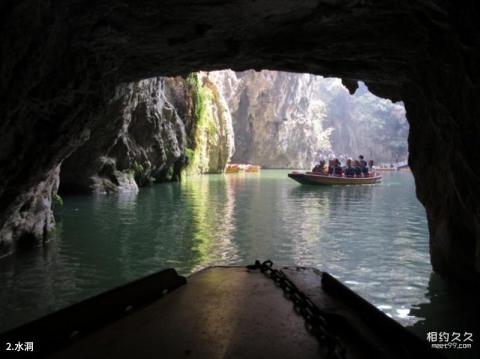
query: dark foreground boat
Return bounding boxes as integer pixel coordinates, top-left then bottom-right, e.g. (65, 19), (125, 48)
(0, 263), (443, 359)
(288, 171), (382, 185)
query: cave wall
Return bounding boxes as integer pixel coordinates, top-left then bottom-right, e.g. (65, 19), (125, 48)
(60, 77), (190, 194)
(0, 166), (60, 254)
(0, 0), (479, 285)
(59, 73), (233, 195)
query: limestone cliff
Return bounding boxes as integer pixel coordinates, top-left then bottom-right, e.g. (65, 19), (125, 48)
(0, 72), (234, 253)
(60, 77), (189, 194)
(211, 70), (332, 169)
(59, 74), (233, 194)
(211, 70), (408, 167)
(0, 166), (60, 254)
(322, 81), (408, 163)
(183, 73), (234, 175)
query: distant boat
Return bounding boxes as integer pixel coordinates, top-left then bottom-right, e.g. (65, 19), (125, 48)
(225, 164), (241, 173)
(245, 164), (261, 173)
(225, 163), (261, 173)
(288, 171), (382, 185)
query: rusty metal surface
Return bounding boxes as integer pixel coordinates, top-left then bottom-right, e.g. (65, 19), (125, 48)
(45, 266), (442, 359)
(49, 266), (322, 359)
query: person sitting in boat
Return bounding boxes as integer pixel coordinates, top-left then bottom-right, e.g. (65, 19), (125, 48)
(353, 160), (362, 177)
(344, 159), (355, 177)
(330, 158), (343, 176)
(368, 160), (374, 171)
(358, 155), (367, 167)
(358, 155), (369, 177)
(327, 160), (334, 175)
(367, 159), (374, 177)
(312, 159), (326, 174)
(319, 159), (326, 170)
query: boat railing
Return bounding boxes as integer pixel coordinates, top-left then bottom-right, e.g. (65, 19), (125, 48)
(308, 171), (380, 178)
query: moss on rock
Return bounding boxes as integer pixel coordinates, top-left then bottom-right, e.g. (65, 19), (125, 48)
(183, 73), (234, 176)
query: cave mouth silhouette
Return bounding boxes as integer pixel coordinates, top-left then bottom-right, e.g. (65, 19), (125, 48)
(0, 1), (479, 288)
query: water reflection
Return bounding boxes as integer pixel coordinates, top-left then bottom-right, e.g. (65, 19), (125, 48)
(180, 175), (240, 271)
(283, 174), (431, 325)
(0, 171), (462, 341)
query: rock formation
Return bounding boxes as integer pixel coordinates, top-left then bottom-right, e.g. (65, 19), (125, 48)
(210, 70), (407, 168)
(1, 0), (479, 286)
(210, 70), (333, 168)
(59, 74), (233, 194)
(60, 77), (189, 194)
(183, 73), (235, 175)
(321, 81), (408, 163)
(0, 166), (60, 254)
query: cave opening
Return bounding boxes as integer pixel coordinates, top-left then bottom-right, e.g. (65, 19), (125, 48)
(1, 0), (480, 356)
(58, 69), (410, 193)
(0, 68), (478, 359)
(0, 68), (440, 339)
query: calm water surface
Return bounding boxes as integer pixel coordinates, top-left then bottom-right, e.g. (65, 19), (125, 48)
(0, 171), (478, 357)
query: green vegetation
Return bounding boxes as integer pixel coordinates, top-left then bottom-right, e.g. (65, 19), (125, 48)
(183, 73), (221, 176)
(123, 160), (145, 182)
(165, 166), (175, 181)
(185, 147), (195, 164)
(52, 192), (63, 206)
(131, 160), (145, 177)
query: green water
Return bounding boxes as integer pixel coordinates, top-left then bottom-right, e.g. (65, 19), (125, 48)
(0, 171), (478, 357)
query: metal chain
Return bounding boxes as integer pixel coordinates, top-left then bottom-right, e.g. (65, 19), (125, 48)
(247, 260), (346, 359)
